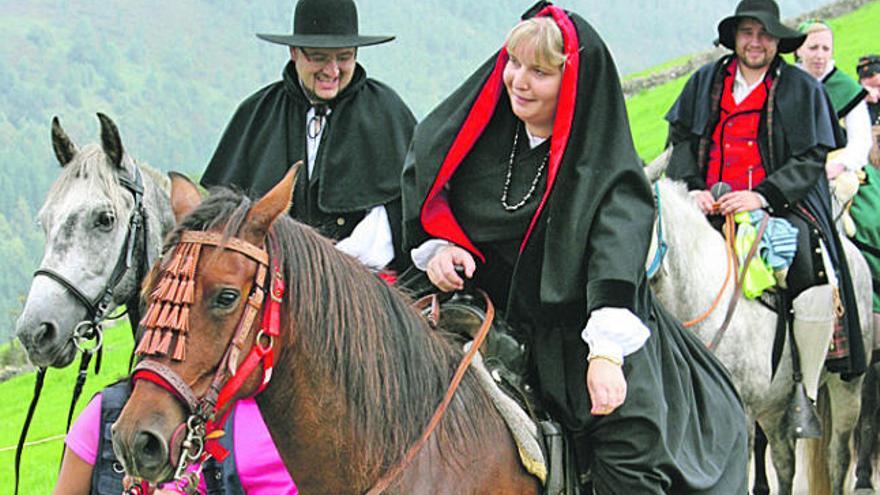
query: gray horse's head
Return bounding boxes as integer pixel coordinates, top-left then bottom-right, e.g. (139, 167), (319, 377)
(16, 114), (151, 367)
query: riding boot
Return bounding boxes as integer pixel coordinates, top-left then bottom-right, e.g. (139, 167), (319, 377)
(788, 284), (835, 438)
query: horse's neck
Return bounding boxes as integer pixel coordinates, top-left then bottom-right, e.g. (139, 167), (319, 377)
(255, 348), (371, 493)
(656, 182), (731, 322)
(139, 169), (175, 266)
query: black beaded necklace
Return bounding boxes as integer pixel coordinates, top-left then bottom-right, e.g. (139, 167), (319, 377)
(500, 123), (549, 212)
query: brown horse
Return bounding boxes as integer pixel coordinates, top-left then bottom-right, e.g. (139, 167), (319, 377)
(111, 168), (540, 494)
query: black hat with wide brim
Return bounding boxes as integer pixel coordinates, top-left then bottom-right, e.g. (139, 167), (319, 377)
(256, 0), (394, 48)
(717, 0), (806, 54)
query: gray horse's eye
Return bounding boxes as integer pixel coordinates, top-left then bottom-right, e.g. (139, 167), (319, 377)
(94, 210), (116, 232)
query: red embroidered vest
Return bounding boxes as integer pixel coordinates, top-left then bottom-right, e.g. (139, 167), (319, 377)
(706, 61), (774, 191)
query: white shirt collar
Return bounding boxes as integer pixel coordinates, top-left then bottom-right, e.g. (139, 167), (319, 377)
(524, 127), (549, 149)
(733, 64), (769, 105)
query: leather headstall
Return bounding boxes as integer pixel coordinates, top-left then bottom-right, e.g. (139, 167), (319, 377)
(129, 230), (284, 492)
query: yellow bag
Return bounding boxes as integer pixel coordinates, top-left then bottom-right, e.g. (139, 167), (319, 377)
(734, 212), (776, 299)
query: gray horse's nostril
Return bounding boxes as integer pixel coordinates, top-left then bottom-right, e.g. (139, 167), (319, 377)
(133, 430), (168, 472)
(33, 322), (58, 347)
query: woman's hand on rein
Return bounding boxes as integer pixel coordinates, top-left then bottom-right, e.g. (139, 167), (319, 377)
(426, 246), (476, 292)
(586, 358), (626, 416)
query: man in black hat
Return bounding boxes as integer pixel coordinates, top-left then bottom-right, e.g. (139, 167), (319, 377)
(858, 55), (880, 125)
(665, 0), (865, 437)
(201, 0), (416, 276)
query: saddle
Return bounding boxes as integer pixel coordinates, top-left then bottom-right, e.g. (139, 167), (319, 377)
(413, 289), (588, 494)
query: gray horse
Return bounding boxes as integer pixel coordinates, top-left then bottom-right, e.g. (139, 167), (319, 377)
(645, 163), (874, 495)
(15, 114), (173, 368)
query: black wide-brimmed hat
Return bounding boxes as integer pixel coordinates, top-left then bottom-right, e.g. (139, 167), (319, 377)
(717, 0), (806, 54)
(857, 55), (880, 79)
(256, 0), (394, 48)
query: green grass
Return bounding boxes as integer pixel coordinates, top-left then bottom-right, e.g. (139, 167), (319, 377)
(0, 2), (878, 493)
(0, 322), (133, 495)
(625, 0), (880, 164)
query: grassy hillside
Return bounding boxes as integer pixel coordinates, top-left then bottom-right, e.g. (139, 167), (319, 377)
(1, 2), (878, 493)
(0, 0), (838, 343)
(0, 323), (133, 494)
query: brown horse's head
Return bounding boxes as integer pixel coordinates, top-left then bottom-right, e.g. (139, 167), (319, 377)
(111, 165), (298, 483)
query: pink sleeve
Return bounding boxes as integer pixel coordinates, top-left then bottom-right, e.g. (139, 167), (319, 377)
(64, 392), (103, 465)
(234, 399), (298, 494)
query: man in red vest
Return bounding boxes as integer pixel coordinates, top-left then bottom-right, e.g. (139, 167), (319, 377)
(665, 0), (864, 437)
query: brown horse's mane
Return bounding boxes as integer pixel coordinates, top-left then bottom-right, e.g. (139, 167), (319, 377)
(172, 188), (498, 476)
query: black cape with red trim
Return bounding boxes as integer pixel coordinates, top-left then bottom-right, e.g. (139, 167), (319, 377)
(402, 2), (748, 492)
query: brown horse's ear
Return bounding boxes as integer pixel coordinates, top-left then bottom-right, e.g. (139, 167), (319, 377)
(242, 161), (301, 245)
(169, 172), (202, 223)
(51, 116), (78, 167)
(97, 113), (124, 169)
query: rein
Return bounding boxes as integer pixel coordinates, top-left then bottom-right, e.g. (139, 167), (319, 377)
(14, 164), (148, 495)
(707, 213), (769, 351)
(654, 191), (771, 351)
(682, 214), (737, 328)
(365, 290), (496, 495)
(646, 182), (668, 280)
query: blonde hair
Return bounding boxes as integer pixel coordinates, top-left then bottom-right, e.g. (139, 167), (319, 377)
(505, 17), (566, 69)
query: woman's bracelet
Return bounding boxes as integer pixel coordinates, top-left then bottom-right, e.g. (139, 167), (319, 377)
(587, 353), (623, 367)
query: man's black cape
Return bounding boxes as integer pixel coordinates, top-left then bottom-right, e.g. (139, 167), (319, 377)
(666, 56), (866, 378)
(403, 2), (748, 492)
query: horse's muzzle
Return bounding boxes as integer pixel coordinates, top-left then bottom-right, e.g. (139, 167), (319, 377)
(111, 421), (174, 483)
(15, 319), (76, 368)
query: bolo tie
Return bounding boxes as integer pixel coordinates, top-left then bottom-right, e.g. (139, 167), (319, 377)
(307, 104), (328, 139)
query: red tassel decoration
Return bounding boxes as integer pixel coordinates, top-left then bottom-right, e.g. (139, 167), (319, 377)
(151, 276), (171, 301)
(181, 249), (197, 277)
(153, 330), (173, 355)
(161, 278), (180, 302)
(181, 279), (195, 305)
(176, 306), (190, 332)
(164, 246), (185, 275)
(187, 244), (201, 277)
(165, 305), (181, 329)
(147, 329), (165, 354)
(156, 303), (173, 329)
(135, 329), (154, 355)
(173, 335), (186, 361)
(142, 302), (162, 328)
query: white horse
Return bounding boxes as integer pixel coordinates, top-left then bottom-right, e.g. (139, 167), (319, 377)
(645, 157), (874, 495)
(15, 114), (174, 368)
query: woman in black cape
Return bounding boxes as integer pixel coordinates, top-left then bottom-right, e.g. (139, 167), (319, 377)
(401, 2), (748, 493)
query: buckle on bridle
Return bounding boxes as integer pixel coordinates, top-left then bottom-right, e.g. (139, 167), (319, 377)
(72, 321), (103, 354)
(256, 331), (273, 353)
(173, 414), (207, 481)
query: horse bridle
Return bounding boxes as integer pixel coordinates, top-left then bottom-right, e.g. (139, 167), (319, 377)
(127, 230), (283, 495)
(34, 164), (148, 355)
(14, 164), (149, 495)
(123, 229), (496, 495)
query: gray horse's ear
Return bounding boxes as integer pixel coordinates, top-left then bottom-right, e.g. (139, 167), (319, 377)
(97, 112), (124, 169)
(644, 145), (673, 183)
(169, 172), (202, 224)
(242, 161), (301, 245)
(51, 116), (78, 167)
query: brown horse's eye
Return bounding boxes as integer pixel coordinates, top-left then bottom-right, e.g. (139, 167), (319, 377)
(213, 288), (240, 310)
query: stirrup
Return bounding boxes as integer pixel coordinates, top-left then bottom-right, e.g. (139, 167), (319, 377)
(784, 382), (822, 439)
